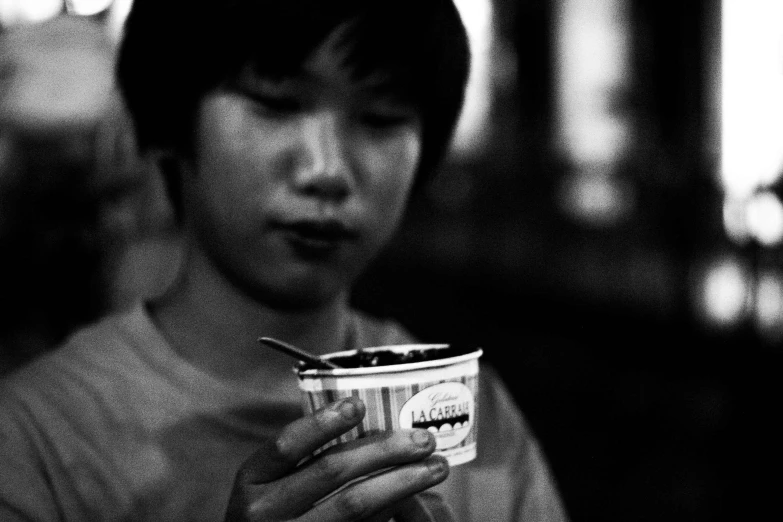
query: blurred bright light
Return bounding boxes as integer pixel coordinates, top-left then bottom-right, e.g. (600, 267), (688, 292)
(0, 0), (62, 25)
(746, 191), (783, 246)
(553, 0), (632, 166)
(755, 270), (783, 334)
(452, 0), (494, 155)
(65, 0), (113, 16)
(106, 0), (132, 41)
(722, 196), (751, 245)
(723, 190), (783, 247)
(558, 167), (634, 227)
(721, 0), (783, 197)
(701, 257), (751, 327)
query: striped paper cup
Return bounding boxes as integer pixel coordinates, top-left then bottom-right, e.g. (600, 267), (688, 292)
(296, 344), (482, 466)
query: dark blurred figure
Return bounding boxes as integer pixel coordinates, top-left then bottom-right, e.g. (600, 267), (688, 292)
(0, 16), (172, 373)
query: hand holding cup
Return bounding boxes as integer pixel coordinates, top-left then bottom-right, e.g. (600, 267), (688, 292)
(225, 396), (452, 522)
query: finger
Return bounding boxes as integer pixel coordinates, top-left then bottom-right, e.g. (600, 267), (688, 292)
(298, 455), (450, 522)
(249, 428), (438, 517)
(392, 491), (457, 522)
(237, 397), (365, 485)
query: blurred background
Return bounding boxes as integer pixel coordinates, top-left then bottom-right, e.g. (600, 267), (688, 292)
(1, 0), (782, 520)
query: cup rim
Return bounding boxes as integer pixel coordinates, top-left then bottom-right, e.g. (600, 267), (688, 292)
(296, 344), (483, 377)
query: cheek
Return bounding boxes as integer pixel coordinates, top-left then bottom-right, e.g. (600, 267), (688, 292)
(356, 131), (421, 252)
(200, 101), (256, 173)
(196, 105), (270, 211)
(363, 131), (421, 210)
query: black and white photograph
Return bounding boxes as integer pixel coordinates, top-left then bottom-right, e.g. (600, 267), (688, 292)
(0, 1), (777, 521)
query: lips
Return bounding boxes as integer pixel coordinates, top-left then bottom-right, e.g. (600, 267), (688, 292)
(273, 219), (359, 254)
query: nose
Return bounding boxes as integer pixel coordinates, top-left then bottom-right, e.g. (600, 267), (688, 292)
(293, 112), (352, 201)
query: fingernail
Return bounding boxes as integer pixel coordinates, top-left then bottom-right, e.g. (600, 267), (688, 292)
(338, 399), (357, 420)
(427, 458), (448, 478)
(411, 429), (432, 448)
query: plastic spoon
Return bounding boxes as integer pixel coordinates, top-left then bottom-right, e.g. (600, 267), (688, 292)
(258, 337), (341, 370)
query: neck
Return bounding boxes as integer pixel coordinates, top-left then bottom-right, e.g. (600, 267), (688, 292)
(147, 243), (354, 387)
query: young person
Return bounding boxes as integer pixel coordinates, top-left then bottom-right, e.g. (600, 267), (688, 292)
(0, 1), (569, 520)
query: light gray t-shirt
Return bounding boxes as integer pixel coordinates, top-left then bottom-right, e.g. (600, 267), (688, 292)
(0, 304), (568, 521)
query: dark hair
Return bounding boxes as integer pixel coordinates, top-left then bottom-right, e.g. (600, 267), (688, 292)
(117, 0), (470, 203)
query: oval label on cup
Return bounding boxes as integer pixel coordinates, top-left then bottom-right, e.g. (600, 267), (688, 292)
(399, 382), (474, 450)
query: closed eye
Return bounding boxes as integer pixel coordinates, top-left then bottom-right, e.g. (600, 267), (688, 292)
(361, 113), (409, 128)
(248, 93), (302, 117)
(360, 110), (419, 130)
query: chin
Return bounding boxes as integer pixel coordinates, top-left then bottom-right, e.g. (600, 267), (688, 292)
(244, 279), (344, 312)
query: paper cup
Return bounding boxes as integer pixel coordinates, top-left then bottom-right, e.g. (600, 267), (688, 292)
(296, 344), (482, 466)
